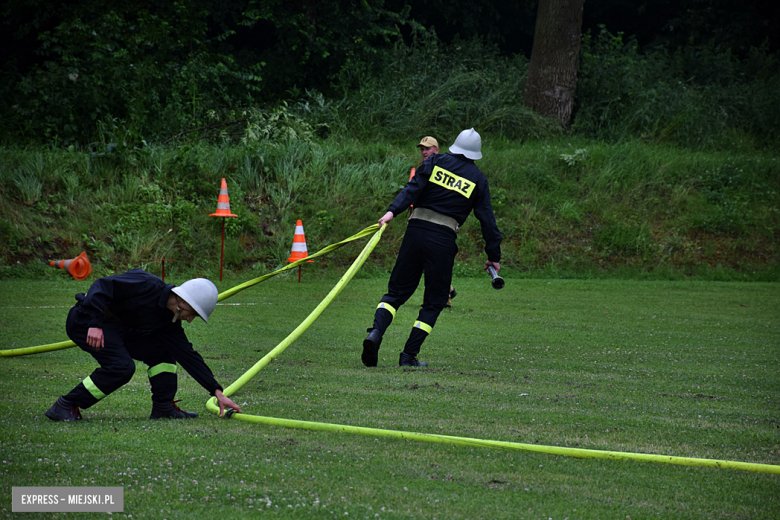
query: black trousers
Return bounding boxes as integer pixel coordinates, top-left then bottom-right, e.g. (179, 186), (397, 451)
(63, 306), (178, 408)
(371, 220), (458, 356)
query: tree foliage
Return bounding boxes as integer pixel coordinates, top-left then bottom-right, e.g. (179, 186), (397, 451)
(241, 0), (415, 95)
(0, 0), (414, 145)
(0, 0), (778, 146)
(574, 27), (780, 146)
(2, 1), (261, 144)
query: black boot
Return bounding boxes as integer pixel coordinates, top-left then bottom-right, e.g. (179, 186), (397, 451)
(445, 287), (457, 308)
(399, 352), (428, 367)
(150, 400), (198, 419)
(45, 396), (86, 422)
(362, 328), (382, 367)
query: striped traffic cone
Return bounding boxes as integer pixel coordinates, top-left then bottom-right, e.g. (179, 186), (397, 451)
(208, 178), (238, 218)
(49, 252), (92, 281)
(287, 220), (315, 263)
(287, 219), (314, 282)
(209, 178), (238, 281)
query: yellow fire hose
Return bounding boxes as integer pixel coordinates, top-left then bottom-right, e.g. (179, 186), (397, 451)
(0, 224), (380, 357)
(204, 226), (780, 475)
(4, 224), (779, 474)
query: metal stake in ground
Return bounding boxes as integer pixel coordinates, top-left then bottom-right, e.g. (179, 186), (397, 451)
(209, 178), (238, 281)
(152, 259), (176, 281)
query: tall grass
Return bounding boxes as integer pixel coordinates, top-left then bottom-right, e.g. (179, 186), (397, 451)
(0, 136), (777, 281)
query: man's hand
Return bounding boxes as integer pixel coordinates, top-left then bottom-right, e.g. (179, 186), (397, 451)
(215, 389), (242, 417)
(484, 260), (500, 272)
(86, 327), (105, 349)
(378, 211), (394, 227)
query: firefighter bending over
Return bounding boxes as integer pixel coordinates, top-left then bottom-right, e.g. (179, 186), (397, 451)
(45, 269), (242, 421)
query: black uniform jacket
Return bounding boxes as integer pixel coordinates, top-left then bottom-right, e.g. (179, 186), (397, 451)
(73, 269), (222, 395)
(388, 153), (502, 262)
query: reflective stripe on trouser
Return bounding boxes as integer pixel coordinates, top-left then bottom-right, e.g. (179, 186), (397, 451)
(64, 308), (136, 408)
(412, 320), (433, 334)
(63, 306), (179, 407)
(147, 363), (178, 403)
(371, 302), (397, 335)
(83, 375), (107, 399)
(64, 366), (134, 409)
(372, 221), (456, 356)
(403, 321), (433, 356)
(63, 382), (100, 409)
(148, 363), (177, 378)
(377, 302), (396, 319)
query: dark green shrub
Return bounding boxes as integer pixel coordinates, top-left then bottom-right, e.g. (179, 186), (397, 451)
(575, 27), (780, 148)
(4, 6), (260, 145)
(304, 31), (560, 141)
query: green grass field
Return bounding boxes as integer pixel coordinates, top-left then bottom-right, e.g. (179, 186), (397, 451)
(0, 274), (778, 519)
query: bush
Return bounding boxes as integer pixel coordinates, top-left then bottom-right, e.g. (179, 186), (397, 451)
(299, 30), (560, 143)
(0, 137), (777, 280)
(2, 6), (260, 146)
(574, 27), (780, 148)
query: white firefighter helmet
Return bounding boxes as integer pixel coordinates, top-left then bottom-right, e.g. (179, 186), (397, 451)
(448, 128), (482, 160)
(171, 278), (218, 323)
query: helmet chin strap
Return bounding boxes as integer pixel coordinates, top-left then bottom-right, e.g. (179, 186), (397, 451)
(171, 296), (183, 323)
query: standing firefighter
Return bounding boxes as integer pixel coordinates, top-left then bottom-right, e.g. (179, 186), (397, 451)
(363, 128), (502, 367)
(415, 136), (457, 308)
(45, 269), (242, 421)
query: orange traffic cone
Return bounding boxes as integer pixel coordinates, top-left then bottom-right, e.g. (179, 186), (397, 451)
(209, 178), (238, 217)
(209, 178), (238, 281)
(49, 252), (92, 281)
(287, 220), (315, 263)
(287, 220), (313, 283)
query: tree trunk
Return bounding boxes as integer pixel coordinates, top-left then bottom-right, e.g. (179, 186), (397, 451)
(523, 0), (585, 127)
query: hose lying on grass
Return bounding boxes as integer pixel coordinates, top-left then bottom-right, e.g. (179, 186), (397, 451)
(206, 226), (780, 475)
(5, 224), (778, 474)
(0, 224), (380, 357)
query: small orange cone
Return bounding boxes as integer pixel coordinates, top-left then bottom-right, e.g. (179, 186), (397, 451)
(209, 178), (238, 282)
(209, 178), (238, 218)
(287, 220), (315, 263)
(49, 252), (92, 281)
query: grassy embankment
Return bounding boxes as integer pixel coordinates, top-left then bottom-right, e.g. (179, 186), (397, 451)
(0, 277), (778, 518)
(1, 137), (778, 282)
